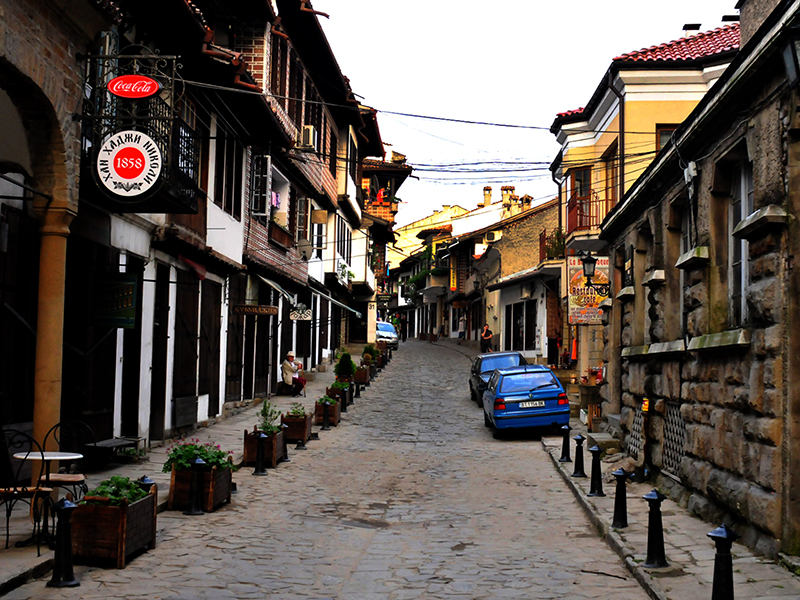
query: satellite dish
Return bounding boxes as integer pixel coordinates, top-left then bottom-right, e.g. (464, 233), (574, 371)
(297, 238), (312, 261)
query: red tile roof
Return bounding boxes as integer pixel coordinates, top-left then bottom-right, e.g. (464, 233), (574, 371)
(557, 107), (585, 118)
(614, 24), (739, 63)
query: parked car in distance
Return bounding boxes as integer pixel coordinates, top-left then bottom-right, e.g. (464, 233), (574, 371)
(482, 365), (570, 436)
(376, 321), (399, 350)
(469, 351), (527, 405)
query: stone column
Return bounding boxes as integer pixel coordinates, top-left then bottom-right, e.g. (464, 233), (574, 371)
(32, 207), (75, 450)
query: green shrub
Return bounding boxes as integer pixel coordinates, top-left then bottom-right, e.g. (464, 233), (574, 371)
(85, 476), (147, 506)
(334, 352), (357, 379)
(316, 394), (338, 405)
(259, 401), (282, 434)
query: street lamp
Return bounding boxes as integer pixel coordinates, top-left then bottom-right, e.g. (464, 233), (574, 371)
(579, 251), (610, 297)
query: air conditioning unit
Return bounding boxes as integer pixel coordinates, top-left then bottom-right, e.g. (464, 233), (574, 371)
(299, 125), (317, 149)
(485, 230), (501, 242)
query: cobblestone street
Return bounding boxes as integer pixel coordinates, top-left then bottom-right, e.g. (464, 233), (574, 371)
(5, 341), (646, 599)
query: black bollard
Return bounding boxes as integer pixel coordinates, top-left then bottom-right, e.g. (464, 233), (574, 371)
(354, 382), (362, 398)
(47, 498), (80, 588)
(572, 434), (587, 478)
(341, 390), (348, 413)
(230, 481), (239, 494)
(185, 457), (207, 514)
(310, 430), (320, 441)
(280, 424), (290, 463)
(388, 348), (393, 361)
(321, 401), (331, 430)
(252, 433), (268, 476)
(643, 489), (669, 568)
(138, 475), (156, 493)
(708, 524), (739, 600)
(588, 445), (605, 497)
(348, 383), (354, 405)
(611, 469), (629, 528)
(559, 424), (572, 462)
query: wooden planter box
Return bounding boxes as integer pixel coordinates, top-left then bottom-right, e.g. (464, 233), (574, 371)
(72, 485), (157, 568)
(242, 429), (285, 468)
(314, 400), (341, 426)
(281, 414), (313, 444)
(354, 367), (369, 385)
(326, 387), (347, 407)
(168, 464), (232, 512)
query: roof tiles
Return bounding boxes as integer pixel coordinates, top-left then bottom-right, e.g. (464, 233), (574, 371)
(614, 23), (739, 63)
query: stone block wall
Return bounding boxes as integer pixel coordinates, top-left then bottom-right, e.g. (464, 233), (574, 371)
(493, 200), (558, 278)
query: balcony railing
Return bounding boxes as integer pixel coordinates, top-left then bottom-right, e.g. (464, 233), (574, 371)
(539, 229), (565, 263)
(567, 190), (614, 234)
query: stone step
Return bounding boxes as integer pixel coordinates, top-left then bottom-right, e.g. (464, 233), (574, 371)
(586, 432), (621, 452)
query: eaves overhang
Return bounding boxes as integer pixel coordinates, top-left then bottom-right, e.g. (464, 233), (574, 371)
(601, 0), (799, 240)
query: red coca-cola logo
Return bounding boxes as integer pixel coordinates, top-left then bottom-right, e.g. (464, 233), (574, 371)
(107, 75), (161, 99)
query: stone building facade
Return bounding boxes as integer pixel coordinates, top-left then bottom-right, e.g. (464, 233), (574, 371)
(599, 0), (800, 556)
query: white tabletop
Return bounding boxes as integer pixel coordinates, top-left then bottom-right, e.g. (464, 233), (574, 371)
(13, 451), (83, 461)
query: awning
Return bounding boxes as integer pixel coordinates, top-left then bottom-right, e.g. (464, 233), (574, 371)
(312, 289), (362, 318)
(258, 275), (296, 305)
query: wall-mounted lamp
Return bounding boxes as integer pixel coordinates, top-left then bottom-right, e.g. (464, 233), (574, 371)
(579, 251), (610, 296)
(473, 279), (481, 290)
(782, 27), (800, 88)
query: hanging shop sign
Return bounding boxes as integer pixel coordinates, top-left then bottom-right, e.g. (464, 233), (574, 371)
(93, 274), (138, 329)
(290, 308), (313, 321)
(233, 304), (278, 316)
(107, 74), (161, 99)
(567, 255), (609, 325)
(96, 130), (163, 197)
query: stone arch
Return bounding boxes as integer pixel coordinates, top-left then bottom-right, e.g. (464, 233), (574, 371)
(0, 57), (76, 213)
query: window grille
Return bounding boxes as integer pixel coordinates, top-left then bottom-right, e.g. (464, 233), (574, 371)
(662, 401), (687, 477)
(628, 406), (643, 460)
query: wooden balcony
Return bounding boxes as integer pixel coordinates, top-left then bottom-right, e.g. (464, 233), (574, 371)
(539, 229), (565, 263)
(269, 221), (294, 249)
(567, 191), (614, 234)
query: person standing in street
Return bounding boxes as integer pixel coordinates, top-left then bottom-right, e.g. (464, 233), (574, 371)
(458, 315), (466, 345)
(480, 323), (493, 353)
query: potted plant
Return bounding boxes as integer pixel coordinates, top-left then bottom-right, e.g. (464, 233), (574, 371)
(281, 402), (313, 446)
(314, 394), (341, 426)
(72, 476), (157, 568)
(334, 352), (357, 382)
(164, 438), (234, 512)
(326, 380), (350, 407)
(242, 401), (285, 468)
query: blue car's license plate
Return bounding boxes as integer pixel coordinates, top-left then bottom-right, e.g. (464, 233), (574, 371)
(519, 400), (545, 408)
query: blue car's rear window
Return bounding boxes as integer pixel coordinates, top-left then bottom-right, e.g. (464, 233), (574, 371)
(499, 371), (559, 394)
(480, 355), (523, 373)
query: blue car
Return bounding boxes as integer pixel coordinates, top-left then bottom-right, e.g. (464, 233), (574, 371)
(468, 351), (527, 405)
(482, 365), (570, 436)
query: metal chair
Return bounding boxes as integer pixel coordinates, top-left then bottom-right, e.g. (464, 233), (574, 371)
(41, 420), (97, 501)
(0, 428), (54, 554)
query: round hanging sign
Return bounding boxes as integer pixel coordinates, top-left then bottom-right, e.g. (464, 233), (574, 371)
(107, 74), (161, 99)
(96, 130), (163, 197)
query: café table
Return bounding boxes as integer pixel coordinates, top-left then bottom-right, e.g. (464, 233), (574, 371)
(11, 451), (83, 549)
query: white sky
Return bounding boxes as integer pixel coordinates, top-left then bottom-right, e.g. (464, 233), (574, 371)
(314, 0), (739, 227)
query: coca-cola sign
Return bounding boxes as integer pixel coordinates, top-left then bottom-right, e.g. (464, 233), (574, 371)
(107, 75), (161, 99)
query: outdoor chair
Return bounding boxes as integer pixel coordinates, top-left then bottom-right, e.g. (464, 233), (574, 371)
(41, 420), (97, 501)
(0, 428), (54, 554)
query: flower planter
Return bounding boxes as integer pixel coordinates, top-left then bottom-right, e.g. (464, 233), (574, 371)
(72, 485), (157, 568)
(326, 387), (347, 408)
(281, 413), (313, 444)
(314, 400), (341, 426)
(242, 429), (285, 468)
(168, 463), (232, 512)
(354, 367), (369, 385)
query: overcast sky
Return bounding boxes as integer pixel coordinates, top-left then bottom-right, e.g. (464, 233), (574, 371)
(314, 0), (738, 227)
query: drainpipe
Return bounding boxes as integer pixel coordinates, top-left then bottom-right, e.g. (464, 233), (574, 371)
(608, 71), (625, 203)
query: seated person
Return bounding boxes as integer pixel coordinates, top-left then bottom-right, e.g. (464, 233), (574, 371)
(281, 351), (306, 396)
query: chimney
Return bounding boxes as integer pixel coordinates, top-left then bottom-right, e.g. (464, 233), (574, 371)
(521, 194), (533, 210)
(481, 186), (492, 208)
(501, 186), (515, 206)
(683, 23), (701, 37)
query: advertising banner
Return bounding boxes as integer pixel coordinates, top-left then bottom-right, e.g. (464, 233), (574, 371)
(567, 256), (609, 324)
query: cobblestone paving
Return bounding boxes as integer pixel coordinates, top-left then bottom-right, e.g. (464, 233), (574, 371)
(6, 341), (647, 599)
